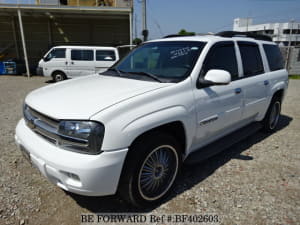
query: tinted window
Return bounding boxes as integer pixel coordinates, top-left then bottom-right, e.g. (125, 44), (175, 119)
(45, 48), (65, 61)
(238, 42), (264, 77)
(115, 41), (206, 81)
(263, 44), (284, 71)
(202, 42), (239, 80)
(96, 50), (116, 61)
(71, 50), (94, 61)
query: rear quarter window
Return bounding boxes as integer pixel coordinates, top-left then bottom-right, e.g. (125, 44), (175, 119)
(263, 44), (284, 71)
(96, 50), (116, 61)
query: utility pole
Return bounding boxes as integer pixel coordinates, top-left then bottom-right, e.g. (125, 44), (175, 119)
(297, 24), (300, 46)
(134, 13), (137, 39)
(285, 19), (294, 70)
(142, 0), (148, 41)
(17, 9), (30, 78)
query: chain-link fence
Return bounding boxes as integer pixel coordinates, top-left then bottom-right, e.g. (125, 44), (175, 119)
(280, 46), (300, 75)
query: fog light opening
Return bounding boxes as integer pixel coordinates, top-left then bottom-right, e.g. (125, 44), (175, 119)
(61, 171), (80, 181)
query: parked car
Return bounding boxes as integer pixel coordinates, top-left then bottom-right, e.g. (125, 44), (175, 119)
(16, 32), (288, 207)
(36, 46), (120, 82)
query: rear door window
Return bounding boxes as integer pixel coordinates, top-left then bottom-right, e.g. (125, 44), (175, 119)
(96, 50), (116, 61)
(71, 50), (94, 61)
(263, 44), (284, 71)
(238, 42), (264, 77)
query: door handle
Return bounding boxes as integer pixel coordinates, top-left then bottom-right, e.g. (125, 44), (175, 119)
(65, 62), (68, 65)
(264, 80), (269, 86)
(235, 88), (242, 94)
(71, 61), (74, 65)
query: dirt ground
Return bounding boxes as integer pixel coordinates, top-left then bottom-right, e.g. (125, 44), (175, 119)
(0, 76), (299, 225)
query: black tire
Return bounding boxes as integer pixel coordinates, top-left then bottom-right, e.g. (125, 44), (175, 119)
(119, 132), (182, 207)
(52, 71), (66, 82)
(262, 97), (281, 132)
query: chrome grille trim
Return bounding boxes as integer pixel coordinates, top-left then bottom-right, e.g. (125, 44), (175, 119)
(27, 107), (59, 129)
(24, 105), (60, 145)
(23, 105), (88, 147)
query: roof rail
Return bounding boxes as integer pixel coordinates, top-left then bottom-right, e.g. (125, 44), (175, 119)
(163, 34), (195, 38)
(215, 31), (272, 42)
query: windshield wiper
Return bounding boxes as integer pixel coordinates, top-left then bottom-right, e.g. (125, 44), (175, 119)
(127, 71), (163, 83)
(105, 68), (124, 77)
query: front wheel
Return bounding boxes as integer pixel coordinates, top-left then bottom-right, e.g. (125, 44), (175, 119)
(52, 72), (66, 82)
(262, 98), (281, 132)
(119, 132), (182, 207)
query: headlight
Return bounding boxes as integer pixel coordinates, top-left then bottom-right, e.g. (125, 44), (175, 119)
(58, 121), (104, 154)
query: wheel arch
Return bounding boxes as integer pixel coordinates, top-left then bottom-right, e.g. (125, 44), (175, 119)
(129, 121), (187, 156)
(272, 89), (284, 102)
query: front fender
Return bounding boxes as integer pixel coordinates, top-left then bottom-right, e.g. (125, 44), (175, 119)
(101, 106), (196, 151)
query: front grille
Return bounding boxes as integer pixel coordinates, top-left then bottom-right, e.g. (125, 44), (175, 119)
(23, 105), (89, 150)
(24, 105), (60, 145)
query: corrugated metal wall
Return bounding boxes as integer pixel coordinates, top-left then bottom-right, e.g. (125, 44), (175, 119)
(0, 16), (18, 60)
(0, 14), (130, 73)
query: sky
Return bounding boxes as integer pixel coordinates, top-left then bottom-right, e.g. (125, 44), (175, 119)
(133, 0), (300, 40)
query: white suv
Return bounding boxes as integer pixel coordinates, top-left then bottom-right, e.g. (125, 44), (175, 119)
(15, 32), (288, 207)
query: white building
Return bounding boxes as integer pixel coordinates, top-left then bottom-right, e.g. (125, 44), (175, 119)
(233, 18), (300, 46)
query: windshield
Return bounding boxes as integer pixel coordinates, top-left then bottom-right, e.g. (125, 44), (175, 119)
(108, 41), (206, 82)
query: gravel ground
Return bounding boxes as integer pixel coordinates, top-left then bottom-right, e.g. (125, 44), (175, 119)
(0, 76), (299, 225)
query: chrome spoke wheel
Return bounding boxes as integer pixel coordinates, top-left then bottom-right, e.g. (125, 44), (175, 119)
(138, 145), (178, 201)
(269, 101), (280, 130)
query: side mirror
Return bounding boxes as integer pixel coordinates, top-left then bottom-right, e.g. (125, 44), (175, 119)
(43, 57), (49, 62)
(199, 69), (231, 87)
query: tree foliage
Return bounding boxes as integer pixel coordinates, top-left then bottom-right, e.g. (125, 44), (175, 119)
(133, 38), (143, 45)
(178, 29), (195, 36)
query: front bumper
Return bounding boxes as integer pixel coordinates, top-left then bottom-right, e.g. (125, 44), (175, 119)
(15, 119), (128, 196)
(36, 67), (44, 76)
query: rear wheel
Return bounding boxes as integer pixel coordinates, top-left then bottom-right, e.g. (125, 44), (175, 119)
(262, 97), (281, 132)
(52, 71), (66, 82)
(119, 132), (182, 207)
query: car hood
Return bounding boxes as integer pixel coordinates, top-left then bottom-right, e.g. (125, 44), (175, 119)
(25, 74), (171, 119)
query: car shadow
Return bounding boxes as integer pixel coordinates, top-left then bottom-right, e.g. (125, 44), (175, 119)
(68, 114), (293, 213)
(45, 79), (55, 84)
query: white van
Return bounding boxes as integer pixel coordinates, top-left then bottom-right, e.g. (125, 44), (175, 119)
(37, 46), (120, 82)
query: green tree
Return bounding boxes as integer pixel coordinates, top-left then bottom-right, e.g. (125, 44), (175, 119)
(178, 29), (195, 36)
(133, 38), (143, 45)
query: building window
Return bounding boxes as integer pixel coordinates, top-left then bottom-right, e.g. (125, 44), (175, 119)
(264, 30), (274, 34)
(283, 29), (300, 34)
